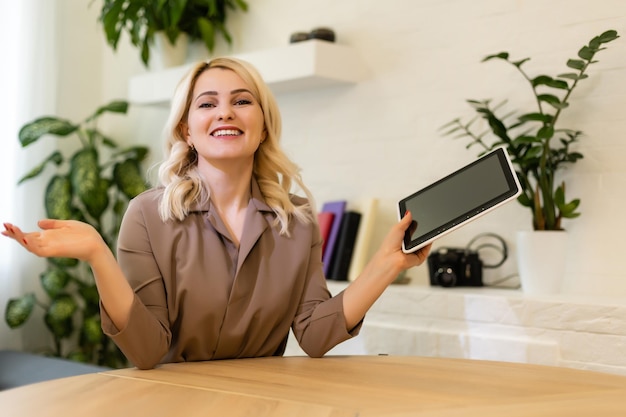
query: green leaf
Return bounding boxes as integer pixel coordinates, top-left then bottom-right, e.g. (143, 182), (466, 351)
(79, 285), (100, 316)
(577, 46), (594, 61)
(511, 58), (531, 67)
(40, 267), (72, 298)
(19, 117), (78, 147)
(232, 0), (249, 12)
(596, 30), (619, 44)
(100, 0), (126, 48)
(518, 113), (553, 123)
(531, 76), (569, 90)
(85, 100), (129, 123)
(45, 175), (74, 220)
(566, 59), (585, 70)
(44, 314), (74, 339)
(557, 72), (588, 81)
(17, 151), (63, 184)
(88, 179), (111, 220)
(5, 294), (36, 328)
(82, 315), (103, 344)
(482, 52), (509, 62)
(517, 193), (532, 208)
(559, 199), (581, 217)
(70, 148), (109, 219)
(44, 294), (77, 339)
(47, 294), (77, 322)
(537, 94), (563, 109)
(167, 0), (188, 28)
(116, 146), (150, 162)
(139, 36), (150, 66)
(49, 257), (79, 268)
(537, 125), (554, 140)
(113, 159), (148, 199)
(197, 17), (216, 52)
(554, 185), (565, 206)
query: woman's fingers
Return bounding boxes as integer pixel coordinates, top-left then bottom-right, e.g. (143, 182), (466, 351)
(3, 222), (41, 253)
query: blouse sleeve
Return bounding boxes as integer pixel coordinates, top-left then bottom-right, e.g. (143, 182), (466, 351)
(291, 219), (363, 357)
(100, 195), (171, 369)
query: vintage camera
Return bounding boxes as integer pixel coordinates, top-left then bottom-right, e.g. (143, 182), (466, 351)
(427, 248), (483, 287)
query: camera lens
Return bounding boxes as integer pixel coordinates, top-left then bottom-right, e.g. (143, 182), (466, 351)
(435, 267), (457, 287)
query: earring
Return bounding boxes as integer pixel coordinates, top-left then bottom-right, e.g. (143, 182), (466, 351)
(189, 143), (196, 151)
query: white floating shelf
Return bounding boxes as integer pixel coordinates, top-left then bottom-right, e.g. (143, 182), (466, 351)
(128, 40), (367, 105)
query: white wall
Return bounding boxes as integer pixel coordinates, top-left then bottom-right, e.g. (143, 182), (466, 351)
(129, 0), (624, 297)
(3, 1), (626, 351)
(73, 0), (626, 296)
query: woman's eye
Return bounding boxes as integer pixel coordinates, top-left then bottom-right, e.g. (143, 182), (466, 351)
(235, 99), (252, 106)
(199, 102), (215, 108)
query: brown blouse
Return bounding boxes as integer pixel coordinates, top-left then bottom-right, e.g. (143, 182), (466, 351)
(100, 180), (360, 369)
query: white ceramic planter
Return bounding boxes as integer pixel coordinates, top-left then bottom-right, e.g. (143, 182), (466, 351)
(150, 32), (189, 70)
(516, 230), (568, 295)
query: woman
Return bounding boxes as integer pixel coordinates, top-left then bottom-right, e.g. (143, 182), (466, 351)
(2, 58), (431, 369)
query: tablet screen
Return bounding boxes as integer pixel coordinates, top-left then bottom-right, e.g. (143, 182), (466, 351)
(399, 147), (521, 253)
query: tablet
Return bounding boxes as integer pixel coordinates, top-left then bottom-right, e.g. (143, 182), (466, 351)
(398, 147), (521, 253)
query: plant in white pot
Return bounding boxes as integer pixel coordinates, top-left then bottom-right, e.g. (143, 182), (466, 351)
(97, 0), (249, 68)
(441, 29), (619, 294)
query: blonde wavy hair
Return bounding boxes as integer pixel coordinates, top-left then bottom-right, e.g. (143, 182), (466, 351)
(157, 57), (315, 235)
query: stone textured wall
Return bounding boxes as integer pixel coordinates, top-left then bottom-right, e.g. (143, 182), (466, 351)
(287, 282), (626, 376)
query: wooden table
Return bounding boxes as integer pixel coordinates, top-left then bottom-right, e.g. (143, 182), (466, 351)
(2, 355), (626, 416)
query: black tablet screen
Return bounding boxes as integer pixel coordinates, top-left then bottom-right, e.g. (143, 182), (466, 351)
(399, 148), (520, 252)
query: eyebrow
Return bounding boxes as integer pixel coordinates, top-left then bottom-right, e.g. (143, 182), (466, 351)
(194, 88), (253, 102)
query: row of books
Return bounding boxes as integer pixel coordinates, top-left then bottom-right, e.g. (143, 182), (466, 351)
(319, 199), (378, 281)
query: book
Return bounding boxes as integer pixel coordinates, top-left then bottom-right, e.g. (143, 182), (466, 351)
(348, 198), (379, 282)
(320, 200), (347, 276)
(328, 211), (362, 281)
(317, 211), (335, 258)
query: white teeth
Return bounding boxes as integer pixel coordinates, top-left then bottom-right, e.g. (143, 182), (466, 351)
(213, 129), (240, 137)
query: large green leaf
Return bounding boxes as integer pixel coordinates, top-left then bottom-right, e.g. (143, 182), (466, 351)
(82, 314), (103, 344)
(5, 294), (36, 328)
(44, 314), (74, 339)
(70, 148), (109, 219)
(70, 148), (99, 197)
(79, 284), (100, 316)
(114, 159), (149, 199)
(19, 117), (78, 147)
(197, 17), (216, 51)
(47, 294), (77, 321)
(44, 294), (78, 339)
(49, 257), (80, 268)
(45, 175), (74, 220)
(40, 267), (73, 298)
(100, 0), (126, 48)
(86, 179), (111, 220)
(116, 146), (150, 162)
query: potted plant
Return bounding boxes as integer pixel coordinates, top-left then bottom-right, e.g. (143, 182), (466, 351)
(4, 100), (150, 367)
(97, 0), (249, 68)
(440, 29), (619, 293)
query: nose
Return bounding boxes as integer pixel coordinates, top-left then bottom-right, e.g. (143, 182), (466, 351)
(217, 104), (234, 121)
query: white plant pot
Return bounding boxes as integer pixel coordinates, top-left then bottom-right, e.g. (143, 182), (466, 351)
(150, 32), (189, 70)
(516, 230), (568, 295)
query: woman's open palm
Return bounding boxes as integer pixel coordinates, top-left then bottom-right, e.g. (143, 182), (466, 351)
(2, 219), (107, 263)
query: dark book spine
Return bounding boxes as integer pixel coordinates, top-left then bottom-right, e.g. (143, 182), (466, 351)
(328, 211), (362, 281)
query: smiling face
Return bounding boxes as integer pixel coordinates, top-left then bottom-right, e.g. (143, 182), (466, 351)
(183, 67), (266, 173)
